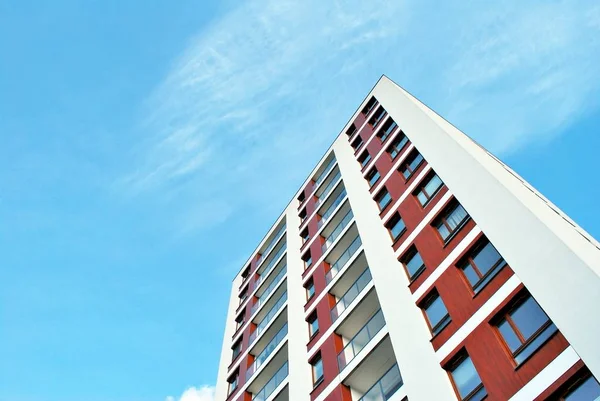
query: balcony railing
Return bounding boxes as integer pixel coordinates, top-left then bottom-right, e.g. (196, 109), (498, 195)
(357, 364), (402, 401)
(251, 266), (287, 315)
(246, 324), (288, 381)
(318, 189), (347, 228)
(313, 158), (336, 188)
(314, 171), (341, 209)
(252, 362), (288, 401)
(255, 245), (286, 288)
(249, 292), (287, 345)
(337, 309), (385, 370)
(256, 226), (286, 268)
(330, 269), (372, 322)
(322, 210), (354, 253)
(325, 236), (362, 284)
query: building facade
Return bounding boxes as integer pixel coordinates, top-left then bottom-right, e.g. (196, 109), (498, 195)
(214, 76), (600, 401)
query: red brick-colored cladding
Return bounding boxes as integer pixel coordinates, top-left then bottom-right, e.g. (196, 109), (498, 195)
(350, 111), (388, 158)
(306, 293), (337, 350)
(439, 284), (571, 400)
(309, 335), (346, 400)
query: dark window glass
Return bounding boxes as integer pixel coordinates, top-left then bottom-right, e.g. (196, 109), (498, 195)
(379, 118), (397, 142)
(367, 168), (381, 187)
(376, 188), (392, 211)
(416, 174), (443, 205)
(362, 97), (377, 115)
(232, 341), (241, 360)
(303, 252), (312, 269)
(352, 135), (363, 151)
(308, 313), (319, 336)
(388, 134), (408, 159)
(460, 240), (506, 291)
(564, 375), (600, 400)
(387, 213), (406, 241)
(448, 355), (486, 401)
(359, 151), (371, 168)
(496, 295), (557, 364)
(435, 203), (469, 241)
(306, 279), (315, 300)
(402, 247), (425, 279)
(422, 291), (450, 335)
(369, 106), (386, 127)
(312, 354), (324, 383)
(400, 152), (424, 179)
(346, 124), (357, 137)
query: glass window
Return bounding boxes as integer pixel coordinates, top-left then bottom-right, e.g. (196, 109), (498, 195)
(367, 168), (381, 187)
(422, 291), (450, 335)
(388, 134), (408, 159)
(303, 251), (312, 269)
(352, 135), (363, 151)
(564, 375), (600, 400)
(308, 313), (319, 337)
(460, 240), (506, 291)
(402, 247), (425, 279)
(496, 295), (557, 364)
(359, 151), (371, 168)
(448, 354), (486, 401)
(400, 151), (424, 179)
(362, 97), (377, 115)
(416, 174), (443, 206)
(228, 372), (239, 395)
(379, 118), (397, 142)
(346, 124), (357, 137)
(232, 341), (241, 361)
(312, 354), (324, 384)
(369, 106), (386, 127)
(306, 279), (315, 300)
(435, 203), (469, 241)
(386, 213), (406, 241)
(376, 188), (392, 211)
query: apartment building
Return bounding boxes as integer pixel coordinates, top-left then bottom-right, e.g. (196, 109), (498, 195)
(214, 76), (600, 401)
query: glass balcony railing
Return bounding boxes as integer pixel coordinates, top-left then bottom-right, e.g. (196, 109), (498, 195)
(318, 189), (347, 228)
(256, 226), (286, 267)
(255, 245), (286, 288)
(246, 324), (288, 381)
(252, 362), (288, 401)
(330, 269), (372, 322)
(249, 292), (287, 345)
(251, 266), (287, 315)
(313, 158), (336, 188)
(337, 309), (385, 370)
(325, 236), (362, 284)
(358, 364), (403, 401)
(315, 171), (341, 208)
(322, 210), (354, 253)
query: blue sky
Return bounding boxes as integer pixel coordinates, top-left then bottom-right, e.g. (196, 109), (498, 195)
(1, 1), (599, 401)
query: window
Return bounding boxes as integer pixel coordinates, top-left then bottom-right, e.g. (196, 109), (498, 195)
(241, 264), (250, 281)
(378, 118), (397, 142)
(416, 173), (443, 206)
(358, 151), (371, 168)
(302, 251), (312, 269)
(239, 286), (248, 305)
(435, 202), (469, 242)
(298, 191), (306, 204)
(299, 208), (307, 224)
(399, 151), (424, 179)
(562, 373), (600, 400)
(421, 290), (450, 335)
(235, 312), (245, 331)
(369, 106), (386, 127)
(375, 188), (392, 211)
(301, 228), (310, 244)
(495, 294), (558, 364)
(308, 312), (319, 337)
(386, 213), (406, 241)
(459, 239), (506, 291)
(447, 353), (486, 401)
(362, 96), (377, 115)
(346, 123), (357, 137)
(311, 353), (324, 385)
(231, 340), (241, 361)
(401, 246), (425, 280)
(305, 279), (315, 300)
(387, 134), (408, 159)
(351, 135), (363, 151)
(228, 371), (239, 396)
(367, 168), (381, 187)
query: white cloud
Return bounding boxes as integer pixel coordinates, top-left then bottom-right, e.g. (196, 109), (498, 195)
(121, 0), (600, 235)
(166, 386), (215, 401)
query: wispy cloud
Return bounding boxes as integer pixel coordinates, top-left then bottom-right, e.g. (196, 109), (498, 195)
(166, 386), (215, 401)
(121, 0), (600, 237)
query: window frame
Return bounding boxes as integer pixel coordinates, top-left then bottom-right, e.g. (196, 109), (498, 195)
(361, 97), (377, 116)
(351, 135), (364, 152)
(421, 290), (451, 336)
(378, 118), (397, 142)
(386, 212), (406, 242)
(227, 371), (239, 396)
(459, 239), (507, 292)
(415, 173), (444, 207)
(400, 246), (426, 281)
(366, 167), (381, 187)
(434, 202), (470, 243)
(375, 187), (392, 211)
(399, 150), (425, 180)
(369, 106), (386, 128)
(445, 352), (487, 401)
(358, 151), (371, 168)
(305, 278), (315, 301)
(308, 312), (319, 338)
(302, 251), (312, 269)
(231, 340), (242, 361)
(387, 133), (408, 160)
(310, 353), (325, 387)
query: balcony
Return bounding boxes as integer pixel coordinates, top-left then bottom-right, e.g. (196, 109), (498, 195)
(331, 267), (372, 322)
(247, 324), (288, 381)
(256, 225), (286, 267)
(251, 266), (286, 316)
(322, 210), (354, 253)
(338, 309), (385, 370)
(249, 291), (287, 346)
(251, 361), (288, 401)
(313, 157), (336, 189)
(318, 188), (348, 228)
(325, 234), (362, 284)
(357, 364), (402, 401)
(315, 169), (342, 208)
(255, 244), (286, 288)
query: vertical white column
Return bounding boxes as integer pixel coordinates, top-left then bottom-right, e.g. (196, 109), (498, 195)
(285, 204), (313, 400)
(332, 138), (457, 401)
